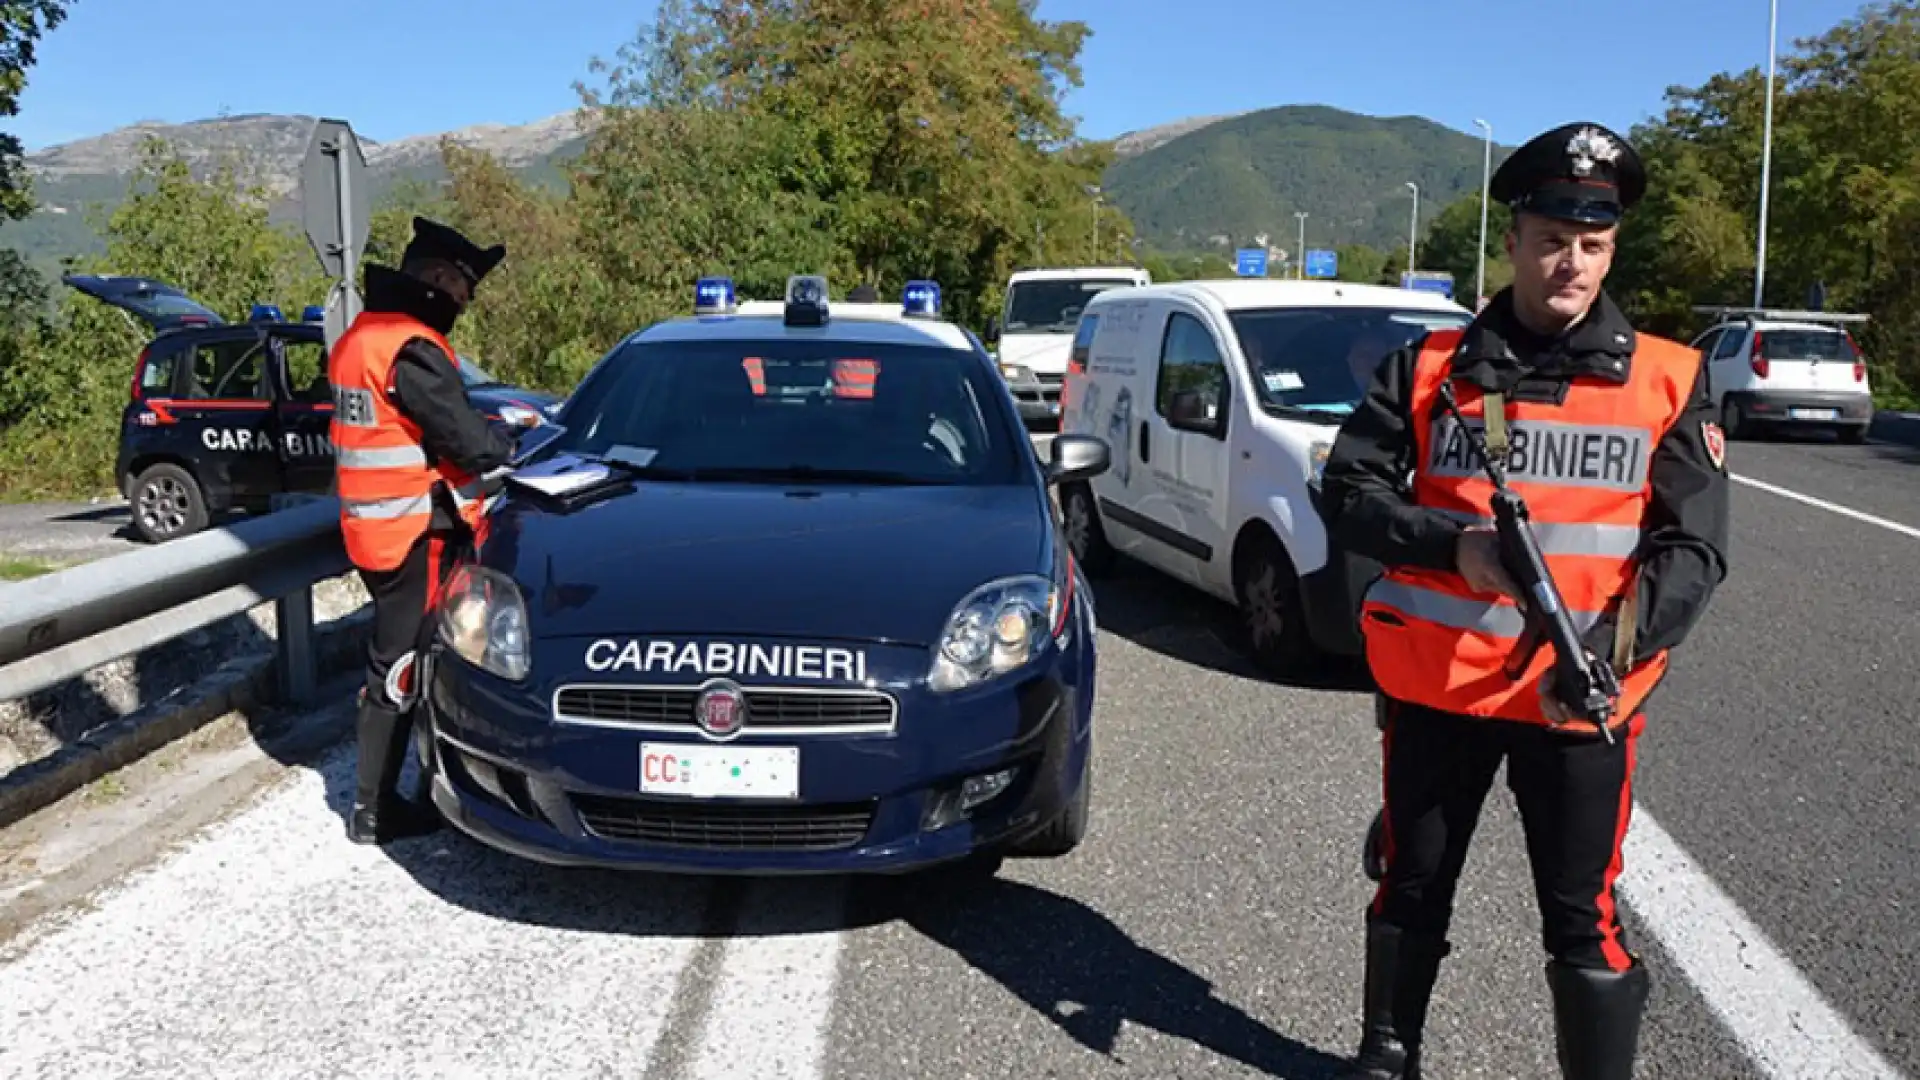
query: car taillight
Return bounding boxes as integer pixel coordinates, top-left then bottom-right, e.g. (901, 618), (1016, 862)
(129, 346), (150, 401)
(1853, 361), (1867, 382)
(1747, 331), (1768, 378)
(1847, 332), (1866, 381)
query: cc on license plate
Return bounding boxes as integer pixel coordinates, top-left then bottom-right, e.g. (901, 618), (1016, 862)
(641, 743), (798, 799)
(1789, 407), (1839, 420)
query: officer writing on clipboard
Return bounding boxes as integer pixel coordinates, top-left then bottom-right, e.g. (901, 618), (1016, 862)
(328, 217), (535, 845)
(1318, 123), (1731, 1078)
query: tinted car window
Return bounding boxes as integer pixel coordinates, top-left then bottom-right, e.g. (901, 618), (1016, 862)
(278, 335), (330, 403)
(1004, 279), (1138, 334)
(1229, 307), (1472, 415)
(1760, 329), (1856, 360)
(546, 338), (1024, 486)
(139, 341), (182, 395)
(1712, 328), (1747, 359)
(1156, 312), (1229, 427)
(187, 338), (268, 400)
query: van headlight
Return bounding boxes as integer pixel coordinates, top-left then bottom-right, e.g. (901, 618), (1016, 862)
(437, 564), (531, 681)
(929, 575), (1063, 692)
(999, 362), (1035, 383)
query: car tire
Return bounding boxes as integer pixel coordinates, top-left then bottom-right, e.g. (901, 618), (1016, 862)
(1838, 425), (1868, 444)
(1011, 754), (1092, 858)
(1232, 528), (1318, 676)
(1060, 482), (1118, 577)
(129, 463), (209, 544)
(1721, 398), (1748, 440)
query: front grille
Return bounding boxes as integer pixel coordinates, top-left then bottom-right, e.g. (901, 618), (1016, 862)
(571, 794), (876, 851)
(552, 685), (896, 734)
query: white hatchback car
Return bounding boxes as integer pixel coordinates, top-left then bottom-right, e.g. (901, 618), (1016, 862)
(1688, 307), (1874, 442)
(1056, 278), (1473, 673)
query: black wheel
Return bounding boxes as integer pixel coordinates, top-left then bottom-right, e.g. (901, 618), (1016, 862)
(1232, 528), (1318, 676)
(129, 463), (209, 543)
(1720, 398), (1748, 440)
(1060, 481), (1118, 577)
(1363, 809), (1388, 882)
(1011, 755), (1092, 858)
(1838, 425), (1868, 444)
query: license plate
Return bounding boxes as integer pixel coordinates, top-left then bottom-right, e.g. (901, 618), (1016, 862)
(1789, 408), (1839, 420)
(640, 743), (798, 799)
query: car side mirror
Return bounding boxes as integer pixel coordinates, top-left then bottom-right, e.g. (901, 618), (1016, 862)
(984, 317), (1001, 345)
(1047, 433), (1110, 485)
(1168, 389), (1216, 430)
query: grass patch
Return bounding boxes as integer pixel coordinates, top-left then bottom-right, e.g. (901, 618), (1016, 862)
(0, 558), (58, 581)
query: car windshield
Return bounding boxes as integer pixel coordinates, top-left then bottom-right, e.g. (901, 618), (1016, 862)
(1760, 329), (1856, 360)
(458, 356), (501, 387)
(1004, 279), (1138, 334)
(541, 336), (1025, 486)
(1229, 306), (1473, 415)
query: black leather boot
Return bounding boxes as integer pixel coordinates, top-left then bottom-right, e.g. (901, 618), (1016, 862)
(347, 696), (443, 845)
(1546, 959), (1650, 1080)
(1342, 920), (1450, 1079)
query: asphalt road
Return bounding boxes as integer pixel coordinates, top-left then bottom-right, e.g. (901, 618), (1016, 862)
(0, 500), (143, 564)
(0, 430), (1915, 1079)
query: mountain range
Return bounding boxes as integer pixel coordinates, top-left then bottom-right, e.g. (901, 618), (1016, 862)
(0, 104), (1508, 274)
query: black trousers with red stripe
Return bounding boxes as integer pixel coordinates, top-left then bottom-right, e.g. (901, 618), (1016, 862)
(359, 528), (468, 709)
(1371, 695), (1644, 972)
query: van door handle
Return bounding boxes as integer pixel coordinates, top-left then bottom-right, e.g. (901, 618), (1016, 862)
(1138, 422), (1151, 463)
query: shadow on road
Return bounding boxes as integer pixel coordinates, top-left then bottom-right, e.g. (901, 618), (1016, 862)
(1084, 560), (1373, 695)
(867, 873), (1352, 1077)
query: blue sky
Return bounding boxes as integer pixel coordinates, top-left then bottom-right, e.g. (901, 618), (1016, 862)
(14, 0), (1872, 152)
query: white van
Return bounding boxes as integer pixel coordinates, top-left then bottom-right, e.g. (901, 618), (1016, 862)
(1057, 279), (1474, 673)
(1687, 307), (1874, 442)
(986, 267), (1152, 425)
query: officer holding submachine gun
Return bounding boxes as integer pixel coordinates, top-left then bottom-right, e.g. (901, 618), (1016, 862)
(1318, 122), (1731, 1079)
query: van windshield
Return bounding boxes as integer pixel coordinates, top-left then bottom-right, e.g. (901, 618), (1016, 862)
(1004, 279), (1139, 334)
(1228, 307), (1472, 416)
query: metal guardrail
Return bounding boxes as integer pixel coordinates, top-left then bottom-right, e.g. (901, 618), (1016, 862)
(0, 498), (349, 705)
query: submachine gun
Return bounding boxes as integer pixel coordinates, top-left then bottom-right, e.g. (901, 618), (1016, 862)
(1435, 380), (1621, 745)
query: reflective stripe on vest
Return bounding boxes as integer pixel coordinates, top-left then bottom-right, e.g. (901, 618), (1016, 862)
(327, 312), (485, 571)
(1358, 327), (1702, 726)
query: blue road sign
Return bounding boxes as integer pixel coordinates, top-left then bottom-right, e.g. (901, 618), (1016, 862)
(1235, 248), (1269, 277)
(1401, 271), (1455, 299)
(1304, 249), (1338, 279)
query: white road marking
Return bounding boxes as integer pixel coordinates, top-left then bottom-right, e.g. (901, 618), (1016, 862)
(1732, 474), (1920, 540)
(1622, 807), (1908, 1079)
(688, 879), (847, 1080)
(0, 749), (708, 1080)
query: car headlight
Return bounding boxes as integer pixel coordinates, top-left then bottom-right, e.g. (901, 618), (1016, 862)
(497, 404), (543, 428)
(929, 574), (1064, 692)
(437, 564), (531, 681)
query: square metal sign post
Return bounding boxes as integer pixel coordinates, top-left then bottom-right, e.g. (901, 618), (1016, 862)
(300, 119), (371, 350)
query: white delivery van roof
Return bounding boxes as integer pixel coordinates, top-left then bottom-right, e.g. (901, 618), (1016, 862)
(1107, 278), (1471, 317)
(1008, 266), (1150, 284)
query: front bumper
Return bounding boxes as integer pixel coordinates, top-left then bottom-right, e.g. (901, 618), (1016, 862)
(418, 642), (1095, 875)
(1002, 371), (1064, 425)
(1728, 389), (1873, 427)
(1301, 485), (1381, 657)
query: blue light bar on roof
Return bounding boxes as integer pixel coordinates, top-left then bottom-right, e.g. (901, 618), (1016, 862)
(902, 280), (941, 318)
(301, 305), (325, 323)
(249, 303), (284, 322)
(695, 276), (737, 315)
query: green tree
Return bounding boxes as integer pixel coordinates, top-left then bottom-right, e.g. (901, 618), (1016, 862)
(1420, 193), (1511, 304)
(0, 1), (69, 225)
(1334, 242), (1385, 284)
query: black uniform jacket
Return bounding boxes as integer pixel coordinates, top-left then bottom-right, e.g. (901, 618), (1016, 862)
(1319, 287), (1731, 663)
(362, 265), (516, 529)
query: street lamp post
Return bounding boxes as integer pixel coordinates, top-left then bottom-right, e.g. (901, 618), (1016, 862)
(1405, 181), (1420, 278)
(1754, 0), (1779, 307)
(1295, 212), (1308, 279)
(1473, 118), (1493, 304)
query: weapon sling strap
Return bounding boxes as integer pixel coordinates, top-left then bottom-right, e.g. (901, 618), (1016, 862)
(1480, 391), (1511, 464)
(1612, 570), (1640, 672)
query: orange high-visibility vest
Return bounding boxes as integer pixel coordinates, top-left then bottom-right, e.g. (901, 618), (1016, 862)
(1358, 327), (1702, 727)
(328, 312), (486, 572)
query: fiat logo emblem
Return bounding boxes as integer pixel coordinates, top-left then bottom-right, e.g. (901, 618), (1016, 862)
(695, 681), (747, 739)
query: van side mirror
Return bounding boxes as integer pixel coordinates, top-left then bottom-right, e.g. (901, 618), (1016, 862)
(1046, 433), (1110, 486)
(984, 317), (1001, 345)
(1168, 389), (1216, 430)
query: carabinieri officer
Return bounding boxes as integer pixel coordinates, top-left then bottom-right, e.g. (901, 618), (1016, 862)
(1318, 122), (1732, 1079)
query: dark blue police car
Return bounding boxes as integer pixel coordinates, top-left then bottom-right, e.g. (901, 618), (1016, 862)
(417, 275), (1114, 877)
